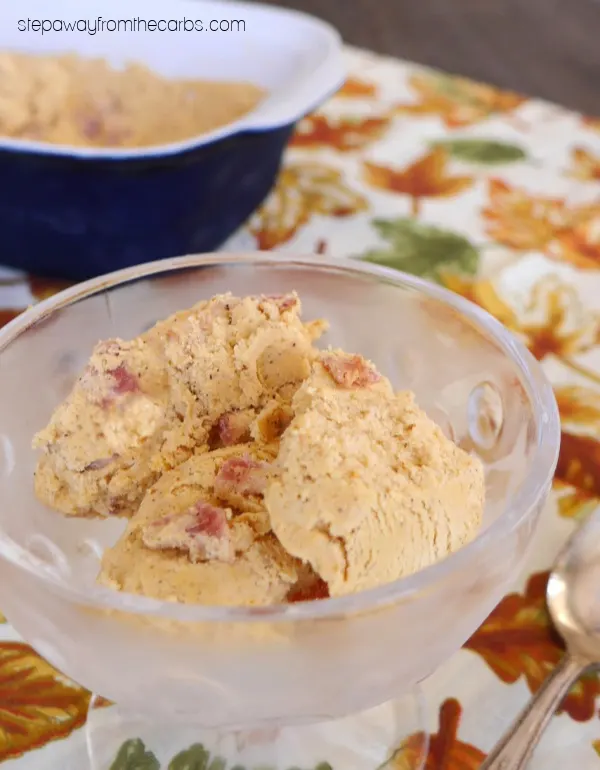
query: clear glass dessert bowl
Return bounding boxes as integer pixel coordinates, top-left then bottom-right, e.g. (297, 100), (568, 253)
(0, 254), (559, 734)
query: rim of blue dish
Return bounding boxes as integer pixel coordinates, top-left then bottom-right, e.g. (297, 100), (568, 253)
(0, 253), (561, 623)
(0, 1), (344, 160)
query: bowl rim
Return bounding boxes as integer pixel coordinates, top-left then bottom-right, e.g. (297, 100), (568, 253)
(0, 252), (561, 623)
(0, 0), (344, 160)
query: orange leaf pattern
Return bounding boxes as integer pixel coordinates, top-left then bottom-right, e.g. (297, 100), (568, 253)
(482, 179), (570, 252)
(553, 390), (600, 517)
(363, 148), (473, 215)
(555, 385), (600, 429)
(515, 276), (600, 360)
(291, 114), (392, 152)
(249, 162), (368, 249)
(444, 270), (600, 523)
(443, 273), (600, 362)
(550, 214), (600, 270)
(554, 481), (599, 520)
(0, 642), (92, 761)
(440, 273), (518, 330)
(382, 699), (485, 769)
(554, 431), (600, 518)
(483, 179), (600, 269)
(397, 71), (525, 127)
(380, 732), (428, 770)
(568, 147), (600, 181)
(465, 572), (600, 721)
(335, 77), (378, 99)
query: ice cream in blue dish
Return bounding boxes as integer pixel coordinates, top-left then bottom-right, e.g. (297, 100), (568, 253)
(0, 0), (344, 280)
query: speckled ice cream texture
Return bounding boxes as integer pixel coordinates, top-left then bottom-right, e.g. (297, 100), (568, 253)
(265, 351), (485, 597)
(98, 444), (310, 606)
(33, 293), (484, 606)
(33, 292), (323, 518)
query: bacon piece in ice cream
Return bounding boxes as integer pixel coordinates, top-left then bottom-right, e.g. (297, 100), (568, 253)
(142, 501), (233, 563)
(214, 456), (271, 500)
(108, 364), (139, 395)
(213, 411), (253, 447)
(259, 293), (299, 313)
(321, 352), (381, 389)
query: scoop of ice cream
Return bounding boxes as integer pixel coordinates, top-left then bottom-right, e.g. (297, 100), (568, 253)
(99, 527), (303, 606)
(265, 353), (485, 597)
(158, 292), (327, 418)
(32, 336), (202, 517)
(98, 444), (308, 605)
(33, 291), (485, 609)
(32, 292), (326, 519)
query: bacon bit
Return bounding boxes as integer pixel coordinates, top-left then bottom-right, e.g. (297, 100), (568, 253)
(257, 293), (299, 313)
(143, 501), (232, 563)
(81, 115), (102, 139)
(108, 364), (139, 394)
(287, 575), (330, 603)
(215, 411), (252, 447)
(278, 296), (297, 311)
(186, 502), (229, 538)
(80, 341), (140, 404)
(214, 456), (270, 499)
(321, 353), (382, 388)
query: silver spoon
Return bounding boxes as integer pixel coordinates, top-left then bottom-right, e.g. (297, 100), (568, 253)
(481, 507), (600, 769)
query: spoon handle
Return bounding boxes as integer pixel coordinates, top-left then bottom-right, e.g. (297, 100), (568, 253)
(481, 654), (587, 770)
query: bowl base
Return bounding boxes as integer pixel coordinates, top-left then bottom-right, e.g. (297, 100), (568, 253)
(84, 689), (428, 770)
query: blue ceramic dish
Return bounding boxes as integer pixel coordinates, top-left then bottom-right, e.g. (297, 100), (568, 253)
(0, 125), (295, 280)
(0, 0), (344, 280)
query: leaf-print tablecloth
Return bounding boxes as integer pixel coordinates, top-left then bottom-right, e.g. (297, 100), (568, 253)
(2, 45), (600, 769)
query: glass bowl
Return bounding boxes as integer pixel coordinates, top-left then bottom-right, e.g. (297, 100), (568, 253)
(0, 254), (559, 731)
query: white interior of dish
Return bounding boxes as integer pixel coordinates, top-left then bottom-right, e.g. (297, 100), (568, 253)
(0, 0), (345, 158)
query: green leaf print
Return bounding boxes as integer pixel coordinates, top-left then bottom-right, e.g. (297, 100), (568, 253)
(109, 738), (160, 770)
(286, 765), (333, 770)
(207, 758), (228, 770)
(169, 743), (212, 770)
(432, 138), (527, 164)
(360, 217), (479, 282)
(107, 737), (335, 770)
